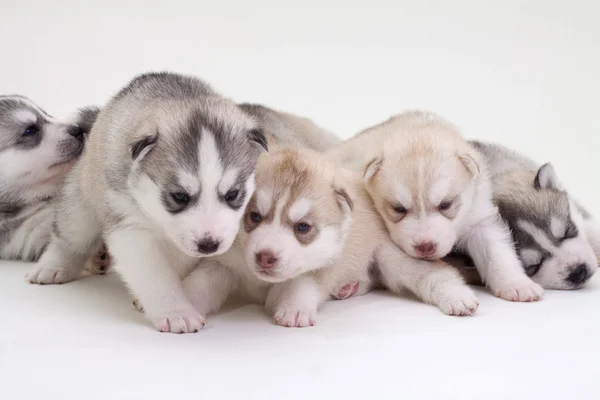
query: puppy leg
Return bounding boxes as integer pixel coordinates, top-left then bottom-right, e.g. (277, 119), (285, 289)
(377, 242), (479, 316)
(266, 276), (326, 328)
(26, 199), (101, 284)
(106, 228), (205, 334)
(84, 243), (111, 275)
(181, 261), (238, 317)
(466, 217), (544, 302)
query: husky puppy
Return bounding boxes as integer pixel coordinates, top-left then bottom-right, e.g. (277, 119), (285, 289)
(25, 72), (272, 333)
(181, 148), (479, 328)
(327, 110), (544, 302)
(0, 95), (101, 264)
(239, 103), (340, 151)
(452, 141), (598, 290)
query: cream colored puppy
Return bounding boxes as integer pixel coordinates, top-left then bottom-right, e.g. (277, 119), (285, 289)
(182, 148), (479, 327)
(327, 111), (544, 302)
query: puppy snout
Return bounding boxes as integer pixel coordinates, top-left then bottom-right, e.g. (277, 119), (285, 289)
(414, 241), (436, 257)
(197, 238), (221, 254)
(255, 250), (278, 269)
(67, 125), (85, 142)
(567, 264), (590, 285)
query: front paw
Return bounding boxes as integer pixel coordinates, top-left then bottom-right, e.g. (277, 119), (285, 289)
(26, 265), (78, 285)
(86, 247), (111, 275)
(437, 286), (479, 316)
(494, 279), (544, 302)
(150, 307), (206, 334)
(273, 307), (317, 328)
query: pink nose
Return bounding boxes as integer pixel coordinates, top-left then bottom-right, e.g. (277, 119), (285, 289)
(414, 241), (436, 256)
(255, 250), (278, 269)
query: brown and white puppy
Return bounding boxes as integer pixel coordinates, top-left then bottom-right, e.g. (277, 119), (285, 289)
(182, 148), (479, 328)
(327, 110), (544, 302)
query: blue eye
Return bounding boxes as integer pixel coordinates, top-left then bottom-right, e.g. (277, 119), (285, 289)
(250, 212), (262, 223)
(394, 205), (407, 213)
(295, 222), (311, 233)
(23, 125), (39, 136)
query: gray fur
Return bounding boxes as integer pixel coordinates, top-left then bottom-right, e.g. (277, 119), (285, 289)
(451, 140), (599, 289)
(0, 96), (99, 261)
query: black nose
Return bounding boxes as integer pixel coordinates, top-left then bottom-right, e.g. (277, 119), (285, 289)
(567, 264), (590, 285)
(67, 125), (85, 141)
(197, 238), (220, 254)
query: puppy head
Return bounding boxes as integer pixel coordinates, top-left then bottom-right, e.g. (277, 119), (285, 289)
(363, 129), (481, 260)
(0, 96), (97, 202)
(495, 164), (597, 289)
(242, 149), (353, 283)
(127, 98), (267, 258)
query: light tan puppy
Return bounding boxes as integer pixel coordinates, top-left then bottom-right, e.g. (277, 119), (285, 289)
(182, 148), (479, 327)
(327, 110), (544, 302)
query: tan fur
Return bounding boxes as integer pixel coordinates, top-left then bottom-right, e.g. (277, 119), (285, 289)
(327, 110), (545, 302)
(183, 147), (480, 326)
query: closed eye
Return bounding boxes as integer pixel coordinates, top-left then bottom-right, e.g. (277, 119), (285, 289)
(560, 224), (578, 242)
(525, 262), (542, 277)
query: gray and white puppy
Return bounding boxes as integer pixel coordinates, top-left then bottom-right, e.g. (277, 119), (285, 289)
(25, 72), (281, 333)
(451, 141), (599, 290)
(0, 95), (100, 262)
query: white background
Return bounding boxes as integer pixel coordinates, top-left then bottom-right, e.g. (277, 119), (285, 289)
(1, 1), (599, 399)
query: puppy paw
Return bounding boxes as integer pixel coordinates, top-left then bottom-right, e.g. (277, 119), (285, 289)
(437, 286), (480, 316)
(332, 281), (360, 300)
(150, 308), (206, 334)
(494, 280), (544, 302)
(273, 307), (317, 328)
(86, 247), (111, 275)
(26, 265), (78, 285)
(132, 298), (144, 313)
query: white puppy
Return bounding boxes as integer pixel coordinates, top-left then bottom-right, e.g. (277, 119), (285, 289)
(327, 110), (544, 302)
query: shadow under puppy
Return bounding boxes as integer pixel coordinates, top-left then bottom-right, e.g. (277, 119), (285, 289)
(0, 95), (107, 273)
(182, 147), (478, 328)
(449, 141), (598, 290)
(327, 110), (544, 302)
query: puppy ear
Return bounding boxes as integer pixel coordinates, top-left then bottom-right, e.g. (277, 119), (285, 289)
(333, 187), (354, 214)
(130, 134), (157, 161)
(458, 153), (481, 177)
(364, 157), (383, 182)
(248, 129), (268, 152)
(534, 163), (563, 191)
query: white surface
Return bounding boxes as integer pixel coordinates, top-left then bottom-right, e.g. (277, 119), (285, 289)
(2, 262), (600, 399)
(1, 1), (600, 399)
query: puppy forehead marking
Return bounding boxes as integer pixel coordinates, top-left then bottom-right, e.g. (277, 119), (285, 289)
(520, 248), (542, 264)
(198, 128), (224, 193)
(517, 220), (556, 253)
(394, 181), (413, 208)
(256, 187), (273, 215)
(550, 216), (565, 239)
(288, 197), (313, 221)
(218, 167), (239, 194)
(13, 109), (37, 124)
(179, 171), (200, 193)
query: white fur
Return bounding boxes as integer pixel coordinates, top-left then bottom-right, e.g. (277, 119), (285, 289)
(288, 197), (312, 221)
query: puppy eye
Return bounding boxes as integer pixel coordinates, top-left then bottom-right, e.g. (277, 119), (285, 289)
(561, 224), (578, 241)
(170, 192), (190, 205)
(249, 211), (262, 223)
(23, 124), (39, 137)
(295, 222), (311, 233)
(439, 201), (452, 211)
(393, 205), (407, 214)
(225, 189), (239, 203)
(525, 262), (542, 277)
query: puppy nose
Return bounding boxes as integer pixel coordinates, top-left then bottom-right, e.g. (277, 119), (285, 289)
(567, 264), (590, 285)
(414, 241), (436, 256)
(67, 125), (84, 141)
(197, 238), (220, 254)
(255, 250), (278, 269)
